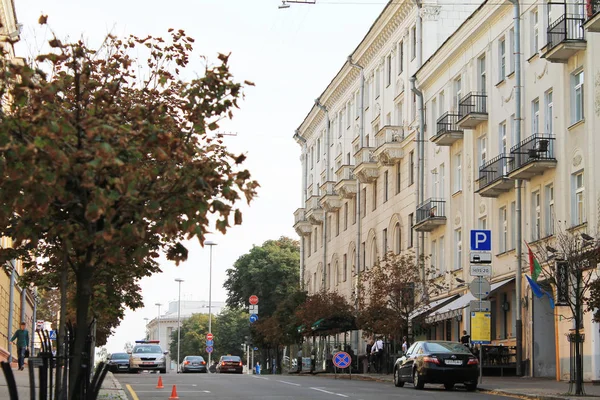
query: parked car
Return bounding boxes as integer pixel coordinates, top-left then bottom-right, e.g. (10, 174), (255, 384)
(128, 340), (167, 374)
(107, 352), (130, 373)
(216, 355), (243, 374)
(180, 355), (207, 373)
(393, 340), (479, 391)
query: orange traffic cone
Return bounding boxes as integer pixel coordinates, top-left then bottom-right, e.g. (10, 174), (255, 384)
(156, 376), (164, 389)
(169, 385), (179, 400)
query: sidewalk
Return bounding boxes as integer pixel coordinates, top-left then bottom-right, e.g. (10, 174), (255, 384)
(299, 371), (600, 400)
(0, 367), (128, 400)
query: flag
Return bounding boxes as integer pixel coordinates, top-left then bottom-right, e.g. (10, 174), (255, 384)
(526, 241), (542, 281)
(526, 275), (555, 309)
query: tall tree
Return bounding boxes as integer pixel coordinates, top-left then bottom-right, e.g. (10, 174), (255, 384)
(224, 237), (300, 317)
(295, 290), (355, 336)
(213, 307), (250, 358)
(0, 20), (257, 398)
(169, 313), (210, 362)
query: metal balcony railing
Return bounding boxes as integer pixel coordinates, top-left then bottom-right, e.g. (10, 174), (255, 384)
(458, 92), (487, 118)
(435, 112), (462, 137)
(547, 13), (585, 50)
(509, 133), (556, 170)
(416, 198), (446, 225)
(477, 154), (514, 189)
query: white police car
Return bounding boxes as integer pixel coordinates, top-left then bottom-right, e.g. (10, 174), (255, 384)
(128, 340), (167, 374)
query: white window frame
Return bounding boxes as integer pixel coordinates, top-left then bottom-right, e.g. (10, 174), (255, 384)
(398, 41), (404, 74)
(454, 152), (462, 192)
(532, 190), (541, 241)
(499, 206), (508, 253)
(572, 70), (584, 124)
(478, 55), (487, 93)
(499, 121), (507, 155)
(499, 37), (506, 81)
(545, 184), (554, 236)
(439, 163), (445, 199)
(454, 229), (462, 270)
(508, 28), (515, 74)
(411, 26), (417, 61)
(439, 236), (445, 274)
(375, 67), (381, 99)
(454, 76), (462, 111)
(531, 8), (539, 56)
(386, 54), (392, 87)
(545, 89), (553, 135)
(532, 98), (540, 134)
(478, 135), (487, 168)
(572, 171), (585, 226)
(510, 201), (516, 250)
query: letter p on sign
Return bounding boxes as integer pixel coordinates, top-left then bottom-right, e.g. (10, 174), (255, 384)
(470, 230), (491, 251)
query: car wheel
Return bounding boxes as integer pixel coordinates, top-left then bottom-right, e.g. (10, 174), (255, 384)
(413, 370), (424, 390)
(393, 368), (404, 387)
(444, 383), (455, 390)
(161, 369), (166, 374)
(465, 383), (478, 392)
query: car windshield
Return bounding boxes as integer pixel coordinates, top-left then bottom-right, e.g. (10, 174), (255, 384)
(133, 345), (162, 354)
(222, 356), (241, 362)
(424, 342), (472, 354)
(111, 353), (129, 360)
(187, 356), (204, 361)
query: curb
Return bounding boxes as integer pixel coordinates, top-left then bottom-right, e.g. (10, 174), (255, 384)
(98, 372), (128, 400)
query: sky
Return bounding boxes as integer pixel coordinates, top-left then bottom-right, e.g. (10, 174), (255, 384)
(14, 0), (386, 354)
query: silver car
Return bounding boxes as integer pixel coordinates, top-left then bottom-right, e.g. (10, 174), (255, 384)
(129, 341), (167, 373)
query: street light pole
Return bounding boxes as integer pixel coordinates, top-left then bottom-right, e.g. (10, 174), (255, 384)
(175, 279), (184, 373)
(205, 240), (217, 367)
(155, 303), (162, 343)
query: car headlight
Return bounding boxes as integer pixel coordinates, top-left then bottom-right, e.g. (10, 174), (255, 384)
(131, 356), (141, 361)
(157, 356), (165, 362)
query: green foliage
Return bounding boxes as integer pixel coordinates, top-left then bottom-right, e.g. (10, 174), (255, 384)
(252, 289), (306, 347)
(295, 290), (354, 336)
(169, 313), (210, 360)
(213, 308), (250, 358)
(224, 237), (300, 317)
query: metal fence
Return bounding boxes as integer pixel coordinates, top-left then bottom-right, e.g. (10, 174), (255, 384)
(458, 92), (487, 118)
(547, 14), (585, 49)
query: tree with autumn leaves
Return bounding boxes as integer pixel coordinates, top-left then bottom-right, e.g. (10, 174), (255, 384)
(0, 17), (257, 399)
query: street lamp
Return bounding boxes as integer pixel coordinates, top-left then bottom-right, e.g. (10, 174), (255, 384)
(155, 303), (162, 343)
(175, 278), (184, 373)
(205, 240), (217, 367)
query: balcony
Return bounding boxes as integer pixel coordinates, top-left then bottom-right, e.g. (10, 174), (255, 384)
(293, 208), (312, 237)
(353, 147), (379, 184)
(372, 125), (405, 166)
(305, 195), (324, 225)
(476, 154), (514, 198)
(457, 92), (488, 129)
(414, 199), (447, 232)
(431, 112), (464, 146)
(585, 0), (600, 31)
(542, 14), (586, 63)
(334, 165), (357, 199)
(508, 134), (557, 180)
(320, 181), (343, 212)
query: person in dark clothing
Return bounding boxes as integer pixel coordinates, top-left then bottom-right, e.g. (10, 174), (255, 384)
(11, 322), (29, 371)
(460, 330), (471, 348)
(365, 341), (372, 372)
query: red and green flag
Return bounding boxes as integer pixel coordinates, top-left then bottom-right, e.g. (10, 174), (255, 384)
(526, 242), (542, 281)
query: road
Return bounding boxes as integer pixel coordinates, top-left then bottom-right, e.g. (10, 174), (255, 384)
(115, 372), (517, 400)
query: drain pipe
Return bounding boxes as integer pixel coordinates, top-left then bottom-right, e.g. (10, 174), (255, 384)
(410, 77), (425, 282)
(508, 0), (524, 376)
(315, 99), (330, 290)
(348, 56), (364, 354)
(294, 130), (308, 289)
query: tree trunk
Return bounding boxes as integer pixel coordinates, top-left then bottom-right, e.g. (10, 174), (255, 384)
(55, 245), (69, 400)
(68, 265), (92, 400)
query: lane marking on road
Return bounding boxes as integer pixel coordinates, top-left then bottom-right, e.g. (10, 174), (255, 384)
(134, 390), (210, 393)
(125, 384), (140, 400)
(277, 380), (301, 386)
(310, 387), (349, 397)
(252, 376), (270, 380)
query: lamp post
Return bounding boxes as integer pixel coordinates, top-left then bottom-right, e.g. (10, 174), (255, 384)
(154, 303), (162, 343)
(205, 240), (217, 367)
(175, 279), (184, 373)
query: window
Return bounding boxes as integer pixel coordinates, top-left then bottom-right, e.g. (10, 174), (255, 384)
(532, 190), (541, 241)
(346, 102), (352, 128)
(386, 54), (392, 86)
(439, 163), (445, 199)
(314, 227), (318, 250)
(478, 135), (487, 168)
(431, 240), (437, 271)
(361, 242), (366, 271)
(383, 228), (388, 253)
(384, 171), (389, 202)
(431, 98), (437, 130)
(365, 80), (370, 109)
(307, 233), (312, 255)
(395, 101), (403, 126)
(372, 179), (378, 211)
(499, 37), (506, 81)
(409, 151), (415, 186)
(310, 147), (314, 170)
(339, 110), (345, 137)
(454, 76), (462, 111)
(479, 216), (487, 230)
(545, 184), (554, 236)
(361, 188), (367, 218)
(499, 206), (508, 253)
(408, 213), (414, 248)
(572, 171), (585, 226)
(355, 92), (360, 117)
(316, 138), (321, 158)
(396, 162), (402, 194)
(531, 8), (539, 56)
(454, 153), (462, 192)
(478, 55), (486, 93)
(328, 215), (332, 242)
(336, 210), (340, 237)
(454, 229), (462, 270)
(508, 28), (515, 74)
(510, 114), (517, 148)
(510, 201), (516, 249)
(411, 26), (417, 60)
(375, 68), (381, 98)
(499, 121), (507, 155)
(394, 223), (401, 254)
(439, 236), (445, 273)
(545, 90), (553, 135)
(532, 98), (540, 134)
(343, 254), (347, 282)
(572, 70), (584, 123)
(398, 41), (404, 74)
(432, 168), (438, 198)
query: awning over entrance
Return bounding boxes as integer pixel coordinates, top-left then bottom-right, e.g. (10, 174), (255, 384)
(409, 294), (459, 321)
(425, 277), (515, 323)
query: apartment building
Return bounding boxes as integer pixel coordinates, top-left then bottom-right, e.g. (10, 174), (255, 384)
(294, 0), (600, 381)
(0, 0), (35, 364)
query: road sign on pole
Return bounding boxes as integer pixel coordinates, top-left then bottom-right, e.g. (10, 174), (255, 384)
(333, 352), (351, 369)
(470, 312), (491, 344)
(206, 346), (213, 354)
(49, 330), (57, 340)
(206, 333), (214, 341)
(249, 295), (259, 305)
(469, 300), (491, 312)
(249, 305), (259, 314)
(469, 277), (491, 299)
(249, 314), (258, 323)
(206, 340), (214, 346)
(470, 264), (492, 277)
(470, 230), (492, 251)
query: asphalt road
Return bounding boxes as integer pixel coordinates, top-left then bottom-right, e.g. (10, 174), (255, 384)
(115, 372), (517, 400)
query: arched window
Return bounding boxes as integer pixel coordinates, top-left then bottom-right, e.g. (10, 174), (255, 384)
(370, 239), (378, 269)
(351, 249), (356, 275)
(335, 260), (341, 286)
(394, 223), (402, 254)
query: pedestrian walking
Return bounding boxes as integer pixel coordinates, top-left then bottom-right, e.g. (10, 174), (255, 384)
(460, 330), (471, 348)
(11, 322), (29, 371)
(371, 337), (384, 373)
(402, 336), (409, 354)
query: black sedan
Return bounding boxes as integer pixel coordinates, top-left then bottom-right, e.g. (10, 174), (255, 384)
(107, 352), (130, 373)
(180, 355), (208, 373)
(393, 340), (479, 391)
(216, 355), (243, 374)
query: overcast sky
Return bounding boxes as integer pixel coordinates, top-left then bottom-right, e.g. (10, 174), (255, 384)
(15, 0), (385, 354)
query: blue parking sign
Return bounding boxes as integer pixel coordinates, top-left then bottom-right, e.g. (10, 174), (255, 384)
(470, 230), (491, 251)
